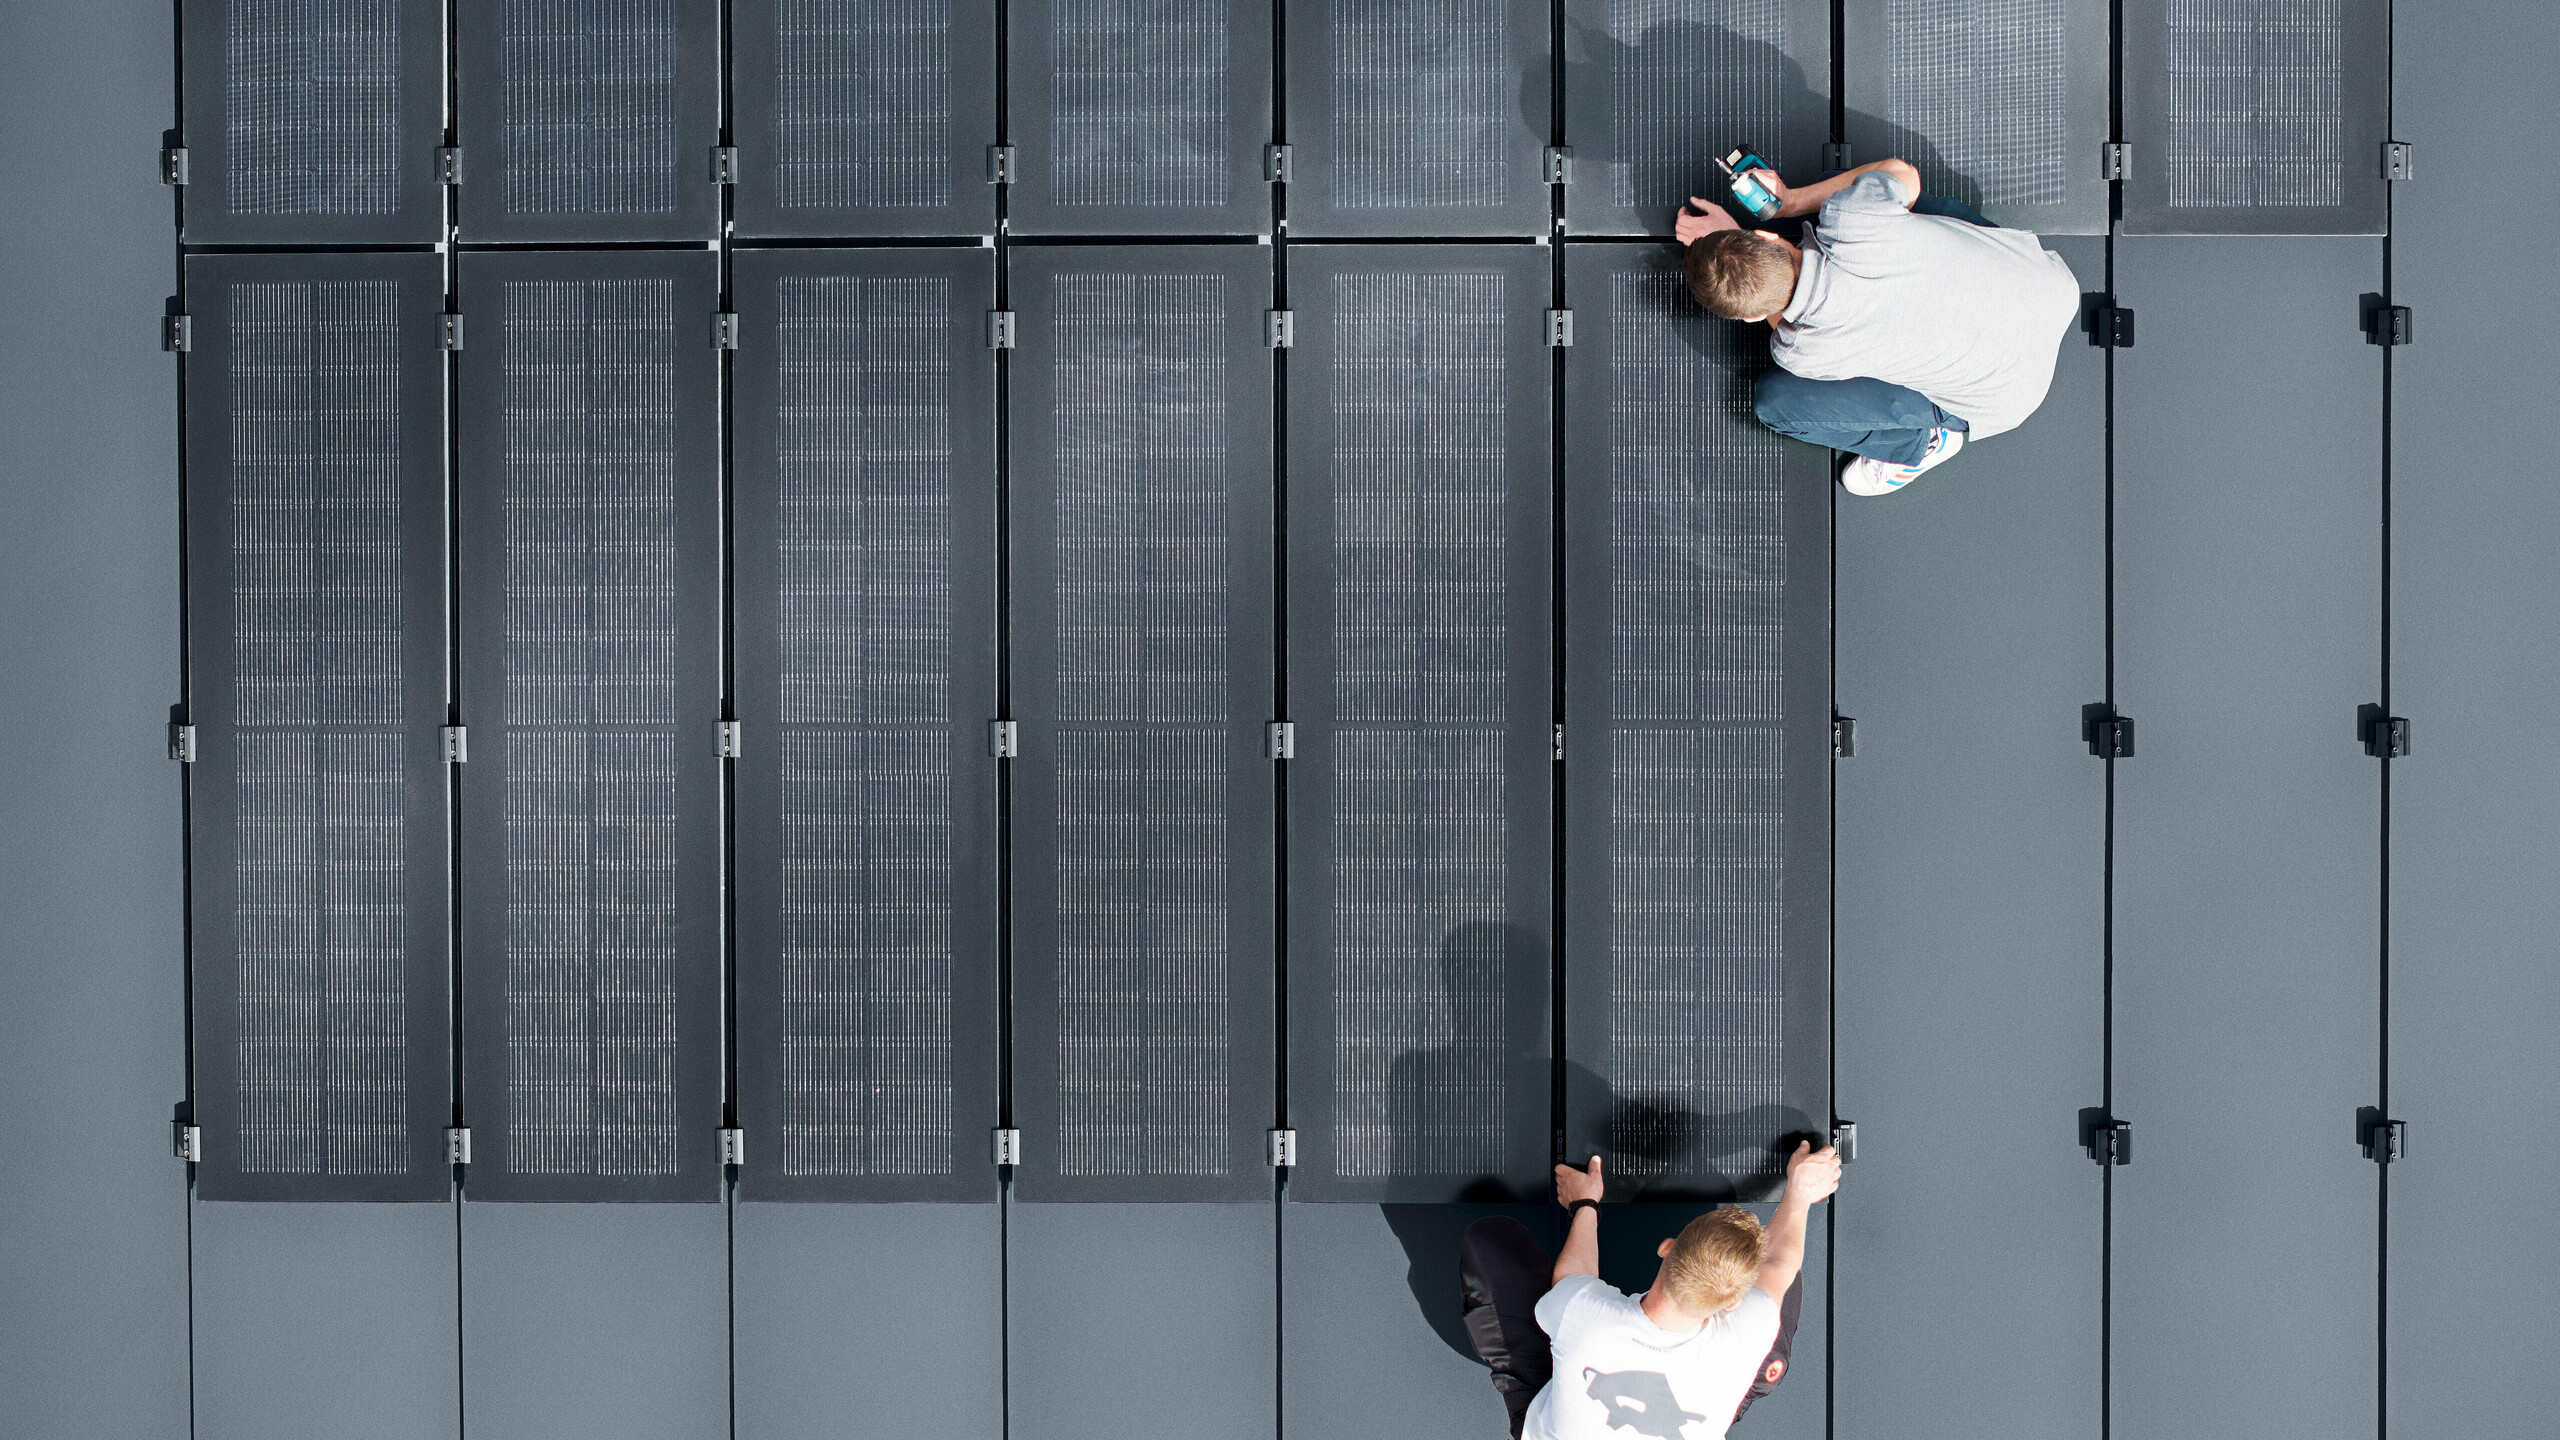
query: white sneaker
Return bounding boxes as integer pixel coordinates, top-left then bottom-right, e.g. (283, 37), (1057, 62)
(1840, 426), (1965, 496)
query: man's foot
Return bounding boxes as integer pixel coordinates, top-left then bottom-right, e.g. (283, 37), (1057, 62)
(1839, 426), (1964, 496)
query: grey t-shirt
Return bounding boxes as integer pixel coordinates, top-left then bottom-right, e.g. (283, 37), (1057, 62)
(1768, 170), (2081, 439)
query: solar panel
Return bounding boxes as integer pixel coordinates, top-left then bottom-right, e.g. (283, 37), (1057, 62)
(457, 250), (724, 1202)
(1007, 246), (1276, 1202)
(181, 0), (445, 242)
(1562, 0), (1832, 237)
(1284, 245), (1552, 1203)
(1559, 244), (1831, 1203)
(732, 248), (1002, 1201)
(1007, 0), (1273, 235)
(455, 0), (722, 240)
(731, 0), (1000, 237)
(1284, 0), (1552, 237)
(185, 252), (452, 1200)
(2121, 0), (2387, 234)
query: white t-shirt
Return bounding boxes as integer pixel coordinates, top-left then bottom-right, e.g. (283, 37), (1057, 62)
(1520, 1276), (1780, 1440)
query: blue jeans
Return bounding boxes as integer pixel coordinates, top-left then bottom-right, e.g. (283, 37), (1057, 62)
(1753, 188), (1993, 466)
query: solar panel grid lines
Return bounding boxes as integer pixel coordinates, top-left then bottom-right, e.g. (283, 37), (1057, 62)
(1330, 0), (1512, 210)
(1883, 0), (2070, 208)
(1049, 0), (1231, 209)
(223, 0), (407, 216)
(498, 0), (683, 216)
(771, 0), (956, 211)
(2163, 0), (2343, 210)
(1600, 0), (1792, 213)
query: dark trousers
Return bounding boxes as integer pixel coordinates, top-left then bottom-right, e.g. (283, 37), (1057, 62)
(1458, 1217), (1804, 1438)
(1753, 187), (1996, 466)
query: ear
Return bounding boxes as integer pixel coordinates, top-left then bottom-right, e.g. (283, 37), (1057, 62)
(1740, 314), (1769, 324)
(1656, 1237), (1675, 1259)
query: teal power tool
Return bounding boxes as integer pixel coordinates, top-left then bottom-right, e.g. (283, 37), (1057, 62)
(1715, 146), (1783, 221)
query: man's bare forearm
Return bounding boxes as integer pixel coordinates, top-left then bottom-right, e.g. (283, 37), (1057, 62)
(1775, 158), (1919, 218)
(1753, 1191), (1814, 1298)
(1552, 1205), (1600, 1286)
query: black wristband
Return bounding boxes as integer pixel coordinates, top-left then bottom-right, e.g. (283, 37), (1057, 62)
(1567, 1198), (1601, 1217)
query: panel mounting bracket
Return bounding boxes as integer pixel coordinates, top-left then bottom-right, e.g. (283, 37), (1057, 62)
(162, 314), (191, 353)
(1265, 310), (1294, 349)
(1266, 721), (1295, 760)
(716, 720), (743, 758)
(438, 146), (463, 185)
(2080, 1110), (2131, 1165)
(447, 1127), (472, 1164)
(988, 720), (1018, 759)
(1546, 309), (1573, 347)
(1821, 142), (1852, 171)
(1544, 147), (1572, 184)
(161, 146), (189, 186)
(439, 313), (464, 351)
(1831, 715), (1857, 758)
(1264, 144), (1292, 183)
(1267, 1128), (1298, 1168)
(714, 312), (742, 350)
(174, 1124), (201, 1162)
(2357, 1107), (2406, 1163)
(711, 145), (740, 185)
(2382, 141), (2415, 182)
(992, 1128), (1022, 1166)
(987, 145), (1017, 184)
(168, 722), (197, 763)
(1830, 1120), (1857, 1162)
(2357, 703), (2410, 758)
(442, 725), (468, 764)
(2083, 295), (2134, 348)
(2082, 703), (2134, 758)
(1552, 723), (1565, 762)
(2363, 299), (2413, 347)
(987, 311), (1016, 349)
(2102, 142), (2130, 181)
(719, 1128), (747, 1166)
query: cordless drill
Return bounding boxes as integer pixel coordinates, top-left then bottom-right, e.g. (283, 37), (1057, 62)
(1714, 146), (1783, 221)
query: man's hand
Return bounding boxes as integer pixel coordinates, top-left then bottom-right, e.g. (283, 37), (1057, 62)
(1673, 198), (1738, 246)
(1555, 1154), (1605, 1208)
(1782, 1141), (1842, 1206)
(1744, 168), (1790, 216)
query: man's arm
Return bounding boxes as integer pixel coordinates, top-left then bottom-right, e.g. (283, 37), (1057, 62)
(1551, 1155), (1605, 1286)
(1753, 1141), (1843, 1302)
(1671, 158), (1922, 242)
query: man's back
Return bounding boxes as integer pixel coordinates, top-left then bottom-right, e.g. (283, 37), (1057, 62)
(1521, 1275), (1780, 1440)
(1772, 170), (2080, 439)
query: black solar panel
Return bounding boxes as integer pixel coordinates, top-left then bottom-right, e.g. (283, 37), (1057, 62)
(1284, 245), (1552, 1203)
(457, 250), (724, 1202)
(1007, 0), (1273, 235)
(731, 0), (1000, 237)
(2121, 0), (2387, 234)
(1007, 246), (1277, 1201)
(181, 0), (445, 242)
(455, 0), (722, 241)
(1284, 0), (1552, 237)
(1562, 0), (1832, 237)
(732, 248), (1002, 1201)
(1559, 244), (1830, 1204)
(185, 253), (453, 1201)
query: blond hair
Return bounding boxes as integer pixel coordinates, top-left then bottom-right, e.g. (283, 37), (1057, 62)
(1657, 1206), (1767, 1314)
(1682, 230), (1795, 319)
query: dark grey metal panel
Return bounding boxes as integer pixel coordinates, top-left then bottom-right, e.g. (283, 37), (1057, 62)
(1009, 245), (1277, 1202)
(730, 0), (999, 239)
(184, 252), (453, 1203)
(1560, 0), (1831, 237)
(735, 1204), (1002, 1436)
(180, 0), (447, 243)
(456, 250), (724, 1203)
(0, 0), (190, 1424)
(1559, 244), (1830, 1205)
(454, 0), (721, 242)
(1284, 245), (1552, 1204)
(2387, 4), (2560, 1428)
(2111, 236), (2380, 1436)
(1281, 1202), (1554, 1440)
(1284, 0), (1552, 237)
(459, 1202), (727, 1436)
(2121, 0), (2388, 235)
(1009, 0), (1274, 236)
(1842, 0), (2111, 234)
(1009, 1202), (1275, 1440)
(1831, 236), (2105, 1440)
(732, 247), (1000, 1202)
(193, 1201), (460, 1440)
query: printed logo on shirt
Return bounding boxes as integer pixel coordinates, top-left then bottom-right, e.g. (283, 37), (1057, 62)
(1582, 1367), (1709, 1438)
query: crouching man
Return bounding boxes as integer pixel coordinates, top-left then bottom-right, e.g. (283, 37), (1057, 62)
(1676, 159), (2082, 496)
(1457, 1142), (1844, 1438)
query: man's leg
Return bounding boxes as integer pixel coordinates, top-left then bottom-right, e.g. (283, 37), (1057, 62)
(1754, 368), (1968, 465)
(1459, 1217), (1556, 1439)
(1730, 1272), (1806, 1426)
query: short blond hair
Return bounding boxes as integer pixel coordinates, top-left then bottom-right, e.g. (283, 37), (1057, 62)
(1658, 1206), (1766, 1314)
(1682, 231), (1795, 319)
